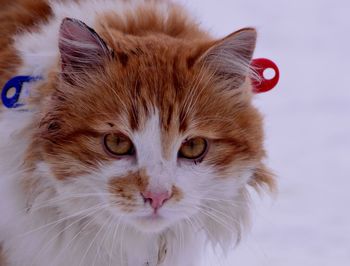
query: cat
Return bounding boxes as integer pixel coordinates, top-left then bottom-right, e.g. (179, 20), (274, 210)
(0, 0), (275, 265)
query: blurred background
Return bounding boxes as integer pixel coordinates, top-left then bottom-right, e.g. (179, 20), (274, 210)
(177, 0), (350, 265)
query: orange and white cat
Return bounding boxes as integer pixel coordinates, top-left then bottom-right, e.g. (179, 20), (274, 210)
(0, 0), (274, 265)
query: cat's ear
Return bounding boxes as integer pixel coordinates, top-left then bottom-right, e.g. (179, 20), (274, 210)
(58, 18), (112, 76)
(197, 28), (257, 88)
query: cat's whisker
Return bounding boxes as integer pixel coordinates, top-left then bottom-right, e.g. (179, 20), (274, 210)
(92, 216), (115, 266)
(78, 214), (112, 266)
(176, 222), (184, 252)
(186, 193), (245, 203)
(109, 215), (123, 266)
(0, 183), (109, 224)
(191, 205), (241, 234)
(27, 192), (114, 211)
(51, 210), (102, 266)
(199, 204), (243, 223)
(17, 203), (110, 238)
(29, 205), (109, 266)
(190, 215), (215, 240)
(184, 193), (250, 208)
(169, 200), (243, 232)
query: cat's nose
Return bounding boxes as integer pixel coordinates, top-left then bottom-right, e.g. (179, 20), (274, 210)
(141, 190), (171, 210)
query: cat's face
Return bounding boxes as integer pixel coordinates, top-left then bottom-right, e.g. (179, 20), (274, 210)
(36, 18), (272, 233)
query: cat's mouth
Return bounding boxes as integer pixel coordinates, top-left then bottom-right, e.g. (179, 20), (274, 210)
(137, 212), (166, 223)
(130, 213), (170, 233)
(140, 212), (163, 220)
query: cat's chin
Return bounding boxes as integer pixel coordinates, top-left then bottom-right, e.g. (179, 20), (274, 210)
(129, 213), (173, 233)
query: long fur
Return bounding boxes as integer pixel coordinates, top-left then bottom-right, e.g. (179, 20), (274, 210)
(0, 1), (274, 265)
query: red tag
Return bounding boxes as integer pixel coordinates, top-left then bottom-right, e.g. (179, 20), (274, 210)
(251, 58), (279, 93)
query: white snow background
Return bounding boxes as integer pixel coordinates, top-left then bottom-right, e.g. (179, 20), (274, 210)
(177, 0), (350, 265)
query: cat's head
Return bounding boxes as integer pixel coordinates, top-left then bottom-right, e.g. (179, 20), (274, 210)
(34, 16), (274, 235)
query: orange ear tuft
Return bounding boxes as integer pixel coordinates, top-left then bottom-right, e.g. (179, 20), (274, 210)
(249, 163), (276, 194)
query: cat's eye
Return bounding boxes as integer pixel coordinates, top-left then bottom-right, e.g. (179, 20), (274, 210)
(103, 133), (134, 157)
(178, 137), (208, 161)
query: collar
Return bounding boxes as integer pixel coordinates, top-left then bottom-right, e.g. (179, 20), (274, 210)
(1, 75), (42, 109)
(251, 58), (279, 93)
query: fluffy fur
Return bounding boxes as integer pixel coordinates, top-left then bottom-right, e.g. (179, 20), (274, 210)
(0, 0), (275, 265)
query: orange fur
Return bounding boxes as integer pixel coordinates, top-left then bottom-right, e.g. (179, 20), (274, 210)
(0, 245), (6, 266)
(0, 0), (52, 90)
(0, 3), (275, 261)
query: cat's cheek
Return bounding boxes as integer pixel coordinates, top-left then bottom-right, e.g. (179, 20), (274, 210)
(172, 165), (214, 210)
(204, 166), (256, 202)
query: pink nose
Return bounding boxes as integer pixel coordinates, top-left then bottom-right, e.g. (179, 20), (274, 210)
(141, 191), (171, 210)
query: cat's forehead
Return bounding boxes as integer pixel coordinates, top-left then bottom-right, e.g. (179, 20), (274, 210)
(94, 39), (203, 128)
(109, 37), (197, 76)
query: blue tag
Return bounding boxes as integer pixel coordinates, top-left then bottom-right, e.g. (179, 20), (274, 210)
(1, 76), (41, 108)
